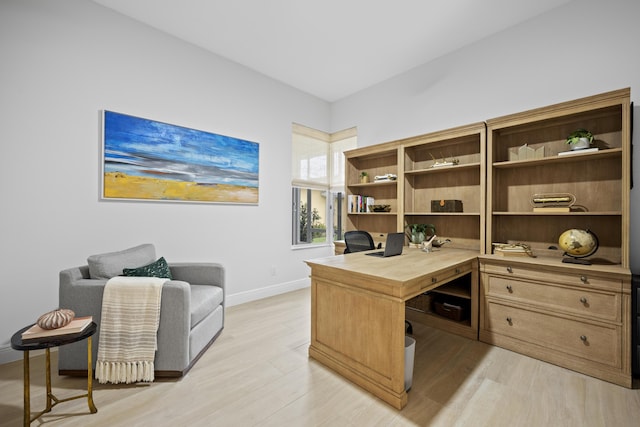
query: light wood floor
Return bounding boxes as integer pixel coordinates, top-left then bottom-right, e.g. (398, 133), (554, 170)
(1, 287), (638, 426)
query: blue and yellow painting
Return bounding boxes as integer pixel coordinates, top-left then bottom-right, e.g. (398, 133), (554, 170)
(102, 111), (259, 204)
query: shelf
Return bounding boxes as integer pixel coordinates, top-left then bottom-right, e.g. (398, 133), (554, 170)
(406, 212), (480, 216)
(431, 281), (471, 299)
(405, 309), (472, 328)
(348, 180), (397, 188)
(347, 212), (396, 216)
(405, 162), (481, 175)
(493, 211), (621, 216)
(493, 148), (622, 169)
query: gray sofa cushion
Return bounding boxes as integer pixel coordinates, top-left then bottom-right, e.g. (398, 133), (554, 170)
(87, 243), (156, 279)
(190, 284), (223, 328)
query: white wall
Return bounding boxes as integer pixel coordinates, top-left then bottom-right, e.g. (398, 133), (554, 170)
(332, 0), (640, 273)
(0, 0), (333, 362)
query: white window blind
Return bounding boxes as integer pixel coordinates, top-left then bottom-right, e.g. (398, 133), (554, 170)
(291, 123), (356, 189)
(292, 124), (329, 189)
(329, 128), (357, 191)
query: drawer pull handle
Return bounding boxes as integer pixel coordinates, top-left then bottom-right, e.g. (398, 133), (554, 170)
(580, 335), (588, 342)
(431, 277), (438, 283)
(580, 275), (587, 283)
(455, 268), (461, 274)
(506, 317), (513, 325)
(580, 297), (588, 304)
(506, 266), (513, 273)
(506, 285), (513, 293)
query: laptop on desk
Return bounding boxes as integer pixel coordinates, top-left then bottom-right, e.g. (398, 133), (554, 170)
(366, 232), (405, 257)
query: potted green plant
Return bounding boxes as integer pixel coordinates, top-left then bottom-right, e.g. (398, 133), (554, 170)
(566, 128), (593, 150)
(406, 223), (436, 244)
(359, 171), (369, 183)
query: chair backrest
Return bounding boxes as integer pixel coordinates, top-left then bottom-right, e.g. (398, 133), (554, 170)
(344, 230), (376, 254)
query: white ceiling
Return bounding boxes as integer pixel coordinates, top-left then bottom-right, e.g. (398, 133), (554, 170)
(92, 0), (572, 102)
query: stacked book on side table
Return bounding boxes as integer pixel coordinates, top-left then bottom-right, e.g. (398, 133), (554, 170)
(21, 316), (93, 341)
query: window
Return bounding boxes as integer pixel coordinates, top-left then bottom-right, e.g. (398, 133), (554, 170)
(292, 124), (356, 246)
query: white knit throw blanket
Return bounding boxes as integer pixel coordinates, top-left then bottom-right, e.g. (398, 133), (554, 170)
(96, 276), (166, 384)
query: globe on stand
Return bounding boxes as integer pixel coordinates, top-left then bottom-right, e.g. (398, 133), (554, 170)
(558, 229), (599, 265)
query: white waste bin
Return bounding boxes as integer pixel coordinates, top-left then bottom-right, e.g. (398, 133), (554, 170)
(404, 336), (416, 391)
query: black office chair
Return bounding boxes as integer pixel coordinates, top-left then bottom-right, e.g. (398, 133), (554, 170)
(343, 230), (413, 335)
(343, 230), (381, 254)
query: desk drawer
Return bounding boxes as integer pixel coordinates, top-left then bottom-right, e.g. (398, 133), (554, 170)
(482, 263), (622, 292)
(421, 263), (472, 291)
(487, 276), (620, 321)
(485, 301), (620, 367)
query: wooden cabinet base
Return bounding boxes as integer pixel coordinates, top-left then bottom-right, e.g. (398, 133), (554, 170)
(479, 256), (632, 388)
(480, 331), (632, 388)
(309, 345), (408, 409)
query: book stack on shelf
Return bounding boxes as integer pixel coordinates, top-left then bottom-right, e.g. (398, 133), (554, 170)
(530, 193), (574, 213)
(492, 243), (532, 257)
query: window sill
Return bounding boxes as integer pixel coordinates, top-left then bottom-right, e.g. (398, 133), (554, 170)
(291, 243), (333, 251)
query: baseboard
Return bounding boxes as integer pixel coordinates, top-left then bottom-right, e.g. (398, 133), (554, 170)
(0, 345), (20, 365)
(226, 278), (310, 307)
(0, 345), (51, 365)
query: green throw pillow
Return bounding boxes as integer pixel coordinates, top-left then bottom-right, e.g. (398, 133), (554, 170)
(122, 257), (173, 279)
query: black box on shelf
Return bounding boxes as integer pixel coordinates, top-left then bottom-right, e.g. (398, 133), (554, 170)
(432, 295), (468, 322)
(431, 199), (463, 212)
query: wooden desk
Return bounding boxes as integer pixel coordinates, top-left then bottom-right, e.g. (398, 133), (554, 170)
(306, 247), (478, 409)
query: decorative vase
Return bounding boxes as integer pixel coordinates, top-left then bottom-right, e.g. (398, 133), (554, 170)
(360, 175), (369, 183)
(570, 137), (591, 150)
(37, 308), (75, 329)
(411, 231), (425, 244)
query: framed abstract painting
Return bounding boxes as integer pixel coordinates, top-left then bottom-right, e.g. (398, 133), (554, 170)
(101, 111), (259, 204)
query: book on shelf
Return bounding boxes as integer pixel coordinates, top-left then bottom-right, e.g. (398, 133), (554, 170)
(492, 243), (531, 257)
(348, 195), (374, 212)
(374, 173), (397, 182)
(21, 316), (93, 341)
(493, 247), (530, 257)
(533, 206), (570, 212)
(558, 147), (599, 156)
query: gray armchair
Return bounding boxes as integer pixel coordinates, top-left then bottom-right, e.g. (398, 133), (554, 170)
(58, 244), (224, 377)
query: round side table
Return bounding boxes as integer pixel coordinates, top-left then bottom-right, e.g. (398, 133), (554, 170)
(11, 322), (98, 426)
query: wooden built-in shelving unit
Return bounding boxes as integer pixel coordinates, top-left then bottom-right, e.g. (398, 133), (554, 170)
(342, 88), (632, 387)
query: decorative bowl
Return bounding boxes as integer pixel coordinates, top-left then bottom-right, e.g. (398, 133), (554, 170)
(369, 204), (391, 212)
